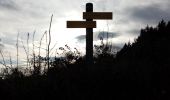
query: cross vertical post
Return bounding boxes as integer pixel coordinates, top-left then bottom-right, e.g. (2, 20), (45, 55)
(86, 3), (93, 66)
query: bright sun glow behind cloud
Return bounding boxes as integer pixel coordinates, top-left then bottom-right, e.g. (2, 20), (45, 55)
(49, 9), (114, 51)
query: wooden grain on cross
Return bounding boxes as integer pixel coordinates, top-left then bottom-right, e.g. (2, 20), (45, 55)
(83, 12), (112, 20)
(67, 21), (96, 28)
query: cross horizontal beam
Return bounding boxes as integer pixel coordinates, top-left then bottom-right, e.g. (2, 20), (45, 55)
(67, 21), (96, 28)
(83, 12), (112, 20)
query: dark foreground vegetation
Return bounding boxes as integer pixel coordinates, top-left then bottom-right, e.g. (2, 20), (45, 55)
(0, 20), (170, 100)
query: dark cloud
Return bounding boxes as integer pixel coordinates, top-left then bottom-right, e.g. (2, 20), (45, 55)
(0, 43), (4, 48)
(75, 31), (119, 43)
(0, 38), (4, 49)
(129, 4), (170, 23)
(126, 29), (140, 35)
(0, 32), (19, 47)
(97, 31), (119, 40)
(0, 0), (19, 10)
(76, 35), (86, 43)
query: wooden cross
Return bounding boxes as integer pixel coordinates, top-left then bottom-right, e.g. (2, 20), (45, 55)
(67, 3), (112, 65)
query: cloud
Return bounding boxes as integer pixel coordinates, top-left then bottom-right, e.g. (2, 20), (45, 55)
(0, 0), (19, 10)
(0, 43), (4, 50)
(0, 0), (170, 63)
(97, 31), (119, 40)
(128, 4), (170, 24)
(0, 38), (4, 50)
(76, 35), (86, 43)
(126, 29), (140, 36)
(75, 31), (119, 43)
(0, 32), (18, 46)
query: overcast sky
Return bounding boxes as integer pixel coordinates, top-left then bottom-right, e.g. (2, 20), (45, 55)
(0, 0), (170, 67)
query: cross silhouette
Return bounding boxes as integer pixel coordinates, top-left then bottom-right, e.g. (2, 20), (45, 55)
(67, 3), (112, 65)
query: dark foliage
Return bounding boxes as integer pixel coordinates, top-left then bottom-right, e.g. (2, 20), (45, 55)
(0, 20), (170, 100)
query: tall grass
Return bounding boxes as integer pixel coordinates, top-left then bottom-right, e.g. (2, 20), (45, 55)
(16, 32), (19, 68)
(9, 53), (13, 68)
(27, 33), (30, 69)
(21, 39), (28, 66)
(0, 14), (81, 76)
(39, 31), (47, 70)
(47, 14), (53, 70)
(32, 31), (36, 72)
(0, 50), (6, 68)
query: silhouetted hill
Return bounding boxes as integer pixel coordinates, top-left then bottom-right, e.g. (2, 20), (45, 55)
(0, 20), (170, 100)
(115, 20), (170, 100)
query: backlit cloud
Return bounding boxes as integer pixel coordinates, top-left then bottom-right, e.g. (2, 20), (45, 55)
(0, 0), (170, 66)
